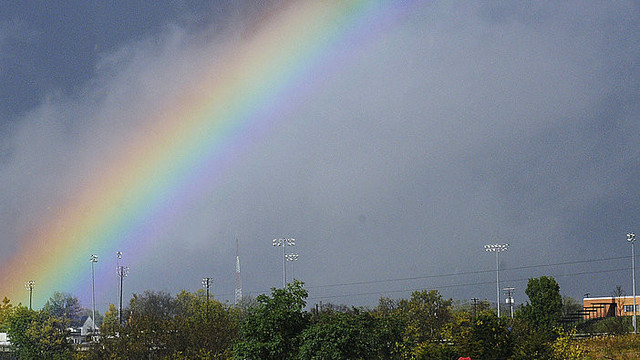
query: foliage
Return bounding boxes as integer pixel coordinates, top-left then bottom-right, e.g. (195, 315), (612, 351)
(589, 315), (632, 335)
(0, 297), (14, 331)
(577, 334), (640, 359)
(168, 290), (239, 359)
(518, 276), (562, 332)
(0, 275), (609, 359)
(298, 308), (403, 360)
(561, 296), (582, 319)
(510, 317), (555, 360)
(398, 289), (453, 346)
(92, 290), (238, 359)
(452, 312), (513, 360)
(43, 292), (83, 327)
(99, 304), (119, 333)
(551, 327), (588, 360)
(604, 285), (631, 334)
(7, 305), (74, 360)
(234, 280), (309, 360)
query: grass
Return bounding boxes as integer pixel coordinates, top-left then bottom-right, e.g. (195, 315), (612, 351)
(578, 334), (640, 359)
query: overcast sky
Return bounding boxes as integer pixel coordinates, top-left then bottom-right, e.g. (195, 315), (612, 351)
(1, 1), (639, 311)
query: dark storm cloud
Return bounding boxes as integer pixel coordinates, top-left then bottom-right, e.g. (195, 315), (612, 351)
(0, 1), (639, 309)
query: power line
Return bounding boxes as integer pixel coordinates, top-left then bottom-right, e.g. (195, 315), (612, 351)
(306, 267), (628, 302)
(213, 254), (635, 303)
(307, 255), (632, 291)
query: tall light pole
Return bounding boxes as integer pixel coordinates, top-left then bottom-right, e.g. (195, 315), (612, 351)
(25, 280), (35, 310)
(90, 254), (98, 332)
(116, 252), (129, 325)
(627, 232), (637, 334)
(202, 277), (213, 319)
(485, 243), (509, 317)
(273, 238), (295, 288)
(285, 253), (299, 281)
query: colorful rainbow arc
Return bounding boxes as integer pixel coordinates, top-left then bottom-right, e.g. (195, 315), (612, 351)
(0, 1), (415, 308)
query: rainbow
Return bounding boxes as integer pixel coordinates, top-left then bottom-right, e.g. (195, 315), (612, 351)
(0, 1), (415, 308)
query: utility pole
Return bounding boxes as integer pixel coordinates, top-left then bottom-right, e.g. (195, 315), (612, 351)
(471, 297), (479, 318)
(503, 287), (515, 319)
(628, 232), (637, 334)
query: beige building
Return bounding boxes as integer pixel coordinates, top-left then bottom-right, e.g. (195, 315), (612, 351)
(583, 296), (640, 320)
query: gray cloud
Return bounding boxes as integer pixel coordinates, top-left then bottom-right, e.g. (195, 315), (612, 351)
(1, 1), (639, 309)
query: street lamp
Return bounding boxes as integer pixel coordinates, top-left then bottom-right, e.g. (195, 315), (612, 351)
(485, 243), (509, 317)
(116, 252), (129, 325)
(273, 238), (295, 288)
(285, 253), (299, 281)
(25, 280), (35, 310)
(627, 232), (637, 334)
(90, 254), (98, 332)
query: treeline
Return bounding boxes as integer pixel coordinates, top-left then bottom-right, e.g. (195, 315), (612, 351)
(0, 276), (624, 359)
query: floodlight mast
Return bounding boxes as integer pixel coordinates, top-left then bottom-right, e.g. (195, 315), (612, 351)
(90, 254), (98, 332)
(116, 252), (129, 325)
(25, 280), (35, 310)
(484, 243), (509, 317)
(628, 233), (637, 334)
(285, 253), (299, 281)
(202, 277), (213, 319)
(273, 238), (295, 288)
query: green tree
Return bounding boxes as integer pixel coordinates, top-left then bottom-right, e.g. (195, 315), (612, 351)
(455, 313), (512, 360)
(92, 291), (239, 359)
(0, 297), (14, 331)
(234, 281), (309, 360)
(512, 276), (563, 360)
(7, 305), (73, 360)
(42, 292), (83, 327)
(105, 290), (176, 359)
(518, 276), (562, 331)
(298, 308), (403, 360)
(510, 318), (555, 360)
(169, 290), (239, 359)
(399, 289), (453, 345)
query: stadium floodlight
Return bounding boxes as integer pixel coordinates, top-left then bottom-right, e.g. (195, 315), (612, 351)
(484, 243), (509, 317)
(25, 280), (35, 310)
(90, 254), (98, 332)
(273, 238), (295, 287)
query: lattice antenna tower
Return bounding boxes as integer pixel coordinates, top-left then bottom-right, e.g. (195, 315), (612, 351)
(235, 238), (243, 306)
